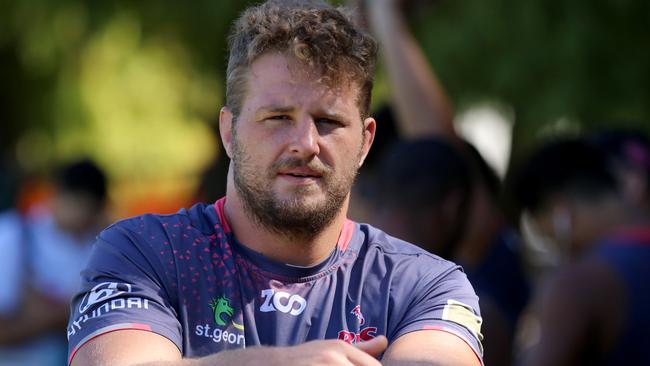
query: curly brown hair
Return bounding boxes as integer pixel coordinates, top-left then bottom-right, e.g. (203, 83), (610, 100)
(226, 0), (377, 119)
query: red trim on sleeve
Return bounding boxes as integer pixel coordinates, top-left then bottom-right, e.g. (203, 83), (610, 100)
(421, 325), (484, 366)
(68, 323), (153, 365)
(214, 197), (232, 234)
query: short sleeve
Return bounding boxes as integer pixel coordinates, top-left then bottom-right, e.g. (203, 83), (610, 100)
(66, 222), (182, 364)
(390, 255), (483, 361)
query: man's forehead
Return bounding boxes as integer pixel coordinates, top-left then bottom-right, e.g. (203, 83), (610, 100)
(249, 53), (356, 93)
(246, 53), (360, 114)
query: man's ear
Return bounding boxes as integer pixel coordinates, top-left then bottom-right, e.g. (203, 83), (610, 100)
(219, 107), (234, 158)
(359, 117), (376, 167)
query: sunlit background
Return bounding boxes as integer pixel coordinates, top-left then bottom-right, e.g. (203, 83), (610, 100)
(1, 0), (648, 219)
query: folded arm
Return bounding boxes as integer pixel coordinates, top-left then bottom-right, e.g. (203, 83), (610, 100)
(71, 329), (480, 366)
(382, 330), (482, 366)
(71, 330), (388, 366)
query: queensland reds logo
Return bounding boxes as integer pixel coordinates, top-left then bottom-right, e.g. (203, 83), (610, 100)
(351, 305), (365, 325)
(339, 305), (376, 344)
(338, 327), (378, 344)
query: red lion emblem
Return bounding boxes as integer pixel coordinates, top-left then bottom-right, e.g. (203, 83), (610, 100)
(351, 305), (365, 325)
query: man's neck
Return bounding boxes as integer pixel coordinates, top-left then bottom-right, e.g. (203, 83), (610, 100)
(223, 190), (349, 267)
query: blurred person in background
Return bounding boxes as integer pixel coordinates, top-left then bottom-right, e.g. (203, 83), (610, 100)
(514, 137), (650, 366)
(591, 130), (650, 215)
(0, 159), (109, 366)
(372, 137), (529, 366)
(354, 0), (530, 364)
(373, 138), (473, 260)
(0, 160), (25, 340)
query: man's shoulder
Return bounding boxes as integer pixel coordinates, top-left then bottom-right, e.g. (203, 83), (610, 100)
(356, 222), (459, 271)
(100, 202), (218, 249)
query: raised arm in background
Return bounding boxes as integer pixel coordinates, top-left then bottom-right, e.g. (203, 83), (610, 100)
(364, 0), (456, 140)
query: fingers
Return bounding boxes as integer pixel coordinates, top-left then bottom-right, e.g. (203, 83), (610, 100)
(344, 343), (384, 366)
(288, 338), (388, 366)
(355, 335), (388, 358)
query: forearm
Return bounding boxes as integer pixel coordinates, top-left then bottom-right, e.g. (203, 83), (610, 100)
(383, 359), (477, 366)
(368, 1), (456, 140)
(383, 362), (444, 366)
(134, 347), (279, 366)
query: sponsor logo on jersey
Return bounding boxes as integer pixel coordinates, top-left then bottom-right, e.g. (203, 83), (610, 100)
(259, 289), (307, 316)
(338, 305), (376, 344)
(338, 327), (378, 344)
(79, 282), (132, 314)
(195, 324), (245, 346)
(209, 295), (244, 330)
(195, 296), (244, 346)
(67, 296), (149, 339)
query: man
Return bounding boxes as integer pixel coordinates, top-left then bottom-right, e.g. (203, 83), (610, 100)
(514, 138), (650, 365)
(67, 1), (483, 365)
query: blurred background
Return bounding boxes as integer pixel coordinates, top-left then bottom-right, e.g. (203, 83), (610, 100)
(1, 0), (648, 218)
(0, 0), (648, 365)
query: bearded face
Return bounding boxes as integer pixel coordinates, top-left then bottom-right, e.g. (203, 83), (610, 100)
(223, 53), (374, 240)
(231, 127), (361, 239)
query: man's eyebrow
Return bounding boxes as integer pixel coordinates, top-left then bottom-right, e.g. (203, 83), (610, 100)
(315, 109), (351, 123)
(256, 105), (294, 114)
(256, 105), (351, 123)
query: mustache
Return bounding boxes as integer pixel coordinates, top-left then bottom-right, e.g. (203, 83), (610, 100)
(271, 157), (331, 176)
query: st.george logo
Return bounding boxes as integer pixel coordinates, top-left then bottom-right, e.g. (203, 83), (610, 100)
(210, 296), (234, 326)
(79, 282), (132, 314)
(209, 296), (244, 330)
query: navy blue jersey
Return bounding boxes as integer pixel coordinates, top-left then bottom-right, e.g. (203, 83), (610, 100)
(592, 227), (650, 365)
(67, 199), (483, 364)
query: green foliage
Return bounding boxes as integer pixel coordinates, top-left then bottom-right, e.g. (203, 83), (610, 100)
(0, 0), (254, 175)
(0, 0), (648, 174)
(409, 0), (649, 143)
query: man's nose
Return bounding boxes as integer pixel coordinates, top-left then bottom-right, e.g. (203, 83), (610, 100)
(288, 119), (320, 158)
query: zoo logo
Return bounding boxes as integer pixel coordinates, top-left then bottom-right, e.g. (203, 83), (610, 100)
(209, 296), (244, 330)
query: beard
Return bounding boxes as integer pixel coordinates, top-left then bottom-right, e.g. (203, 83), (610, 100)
(231, 133), (361, 241)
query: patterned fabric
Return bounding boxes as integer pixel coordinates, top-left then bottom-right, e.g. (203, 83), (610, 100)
(67, 198), (483, 364)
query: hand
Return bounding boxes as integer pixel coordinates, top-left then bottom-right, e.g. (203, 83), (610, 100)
(273, 336), (388, 366)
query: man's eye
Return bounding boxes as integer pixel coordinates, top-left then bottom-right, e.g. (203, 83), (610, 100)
(268, 115), (291, 121)
(316, 118), (341, 126)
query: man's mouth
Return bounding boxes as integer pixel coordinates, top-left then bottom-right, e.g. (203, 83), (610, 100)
(277, 167), (324, 182)
(273, 157), (328, 183)
(279, 170), (322, 178)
